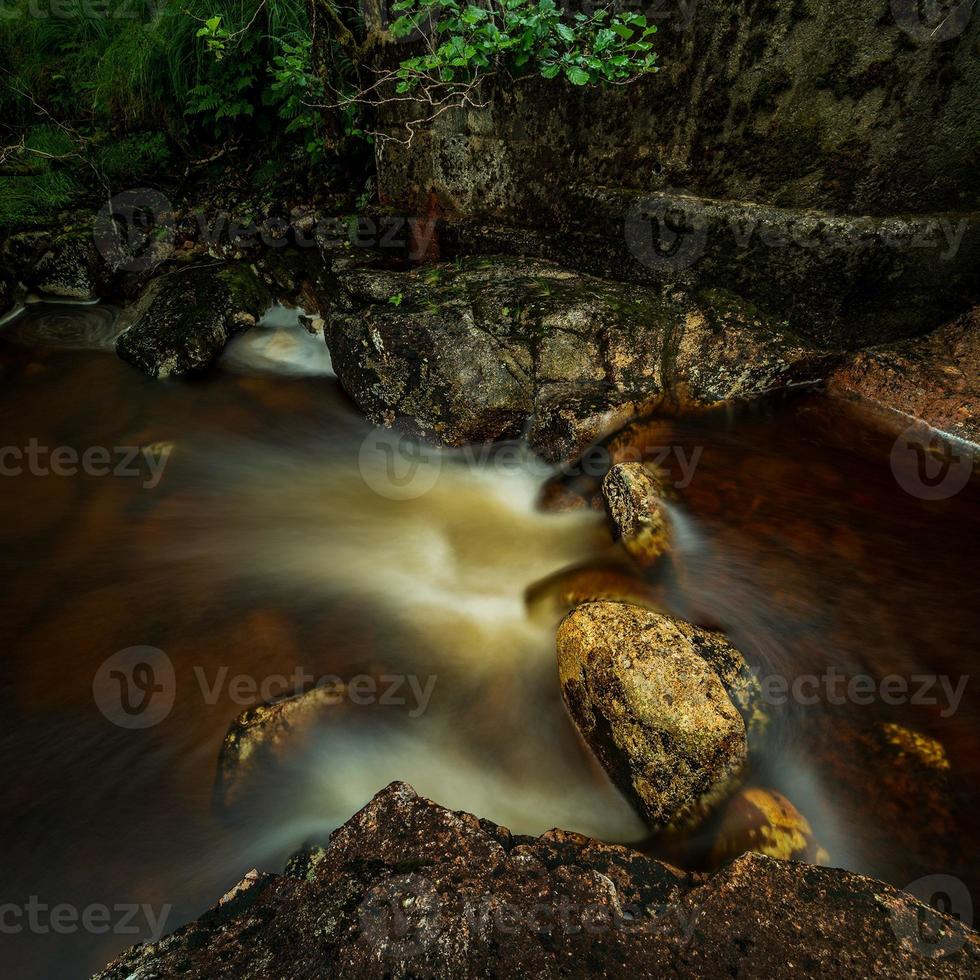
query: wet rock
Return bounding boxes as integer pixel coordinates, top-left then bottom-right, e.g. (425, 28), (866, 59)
(524, 565), (664, 622)
(602, 462), (671, 568)
(556, 601), (766, 829)
(30, 231), (102, 300)
(324, 254), (831, 462)
(95, 782), (980, 979)
(115, 263), (271, 378)
(711, 787), (828, 866)
(214, 681), (346, 812)
(829, 307), (980, 449)
(377, 2), (980, 344)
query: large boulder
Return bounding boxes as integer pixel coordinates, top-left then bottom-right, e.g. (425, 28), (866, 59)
(325, 254), (832, 461)
(556, 601), (767, 829)
(115, 263), (270, 378)
(95, 782), (980, 979)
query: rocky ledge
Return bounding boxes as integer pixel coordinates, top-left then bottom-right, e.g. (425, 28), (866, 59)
(828, 306), (980, 450)
(96, 781), (978, 979)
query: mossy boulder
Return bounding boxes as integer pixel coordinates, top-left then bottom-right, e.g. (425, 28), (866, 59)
(115, 263), (271, 379)
(324, 254), (832, 462)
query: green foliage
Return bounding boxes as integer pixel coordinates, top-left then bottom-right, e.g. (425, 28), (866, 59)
(268, 35), (328, 158)
(0, 0), (313, 143)
(0, 127), (82, 228)
(94, 133), (172, 182)
(388, 0), (657, 91)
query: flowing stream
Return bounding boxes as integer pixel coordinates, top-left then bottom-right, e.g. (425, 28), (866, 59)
(1, 303), (978, 978)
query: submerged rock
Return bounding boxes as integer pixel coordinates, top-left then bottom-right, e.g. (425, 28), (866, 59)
(803, 715), (958, 879)
(602, 462), (672, 568)
(95, 782), (980, 979)
(556, 601), (766, 829)
(214, 681), (347, 812)
(711, 787), (828, 867)
(115, 263), (270, 378)
(323, 255), (831, 462)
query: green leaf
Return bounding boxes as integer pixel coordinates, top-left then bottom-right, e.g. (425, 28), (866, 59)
(565, 65), (590, 85)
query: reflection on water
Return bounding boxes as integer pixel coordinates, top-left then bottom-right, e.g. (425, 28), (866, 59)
(1, 305), (978, 978)
(0, 301), (124, 350)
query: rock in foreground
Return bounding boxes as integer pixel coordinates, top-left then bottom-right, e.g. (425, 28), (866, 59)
(557, 601), (766, 829)
(95, 782), (979, 979)
(115, 263), (270, 378)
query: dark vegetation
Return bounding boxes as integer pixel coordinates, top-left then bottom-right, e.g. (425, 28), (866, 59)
(0, 0), (658, 228)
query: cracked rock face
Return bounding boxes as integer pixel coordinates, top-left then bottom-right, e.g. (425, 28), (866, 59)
(557, 601), (767, 829)
(324, 255), (831, 462)
(95, 782), (980, 979)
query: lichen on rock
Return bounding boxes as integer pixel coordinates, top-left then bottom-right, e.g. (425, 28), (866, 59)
(323, 253), (831, 462)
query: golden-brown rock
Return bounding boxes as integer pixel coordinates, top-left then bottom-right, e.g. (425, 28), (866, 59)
(711, 787), (829, 866)
(602, 462), (671, 568)
(557, 601), (766, 829)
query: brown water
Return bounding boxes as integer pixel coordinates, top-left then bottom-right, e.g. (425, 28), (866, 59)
(1, 304), (978, 977)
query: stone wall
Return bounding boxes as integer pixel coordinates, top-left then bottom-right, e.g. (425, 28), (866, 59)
(373, 0), (980, 346)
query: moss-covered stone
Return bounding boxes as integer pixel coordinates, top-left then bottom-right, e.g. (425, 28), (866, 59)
(323, 253), (832, 462)
(115, 262), (271, 379)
